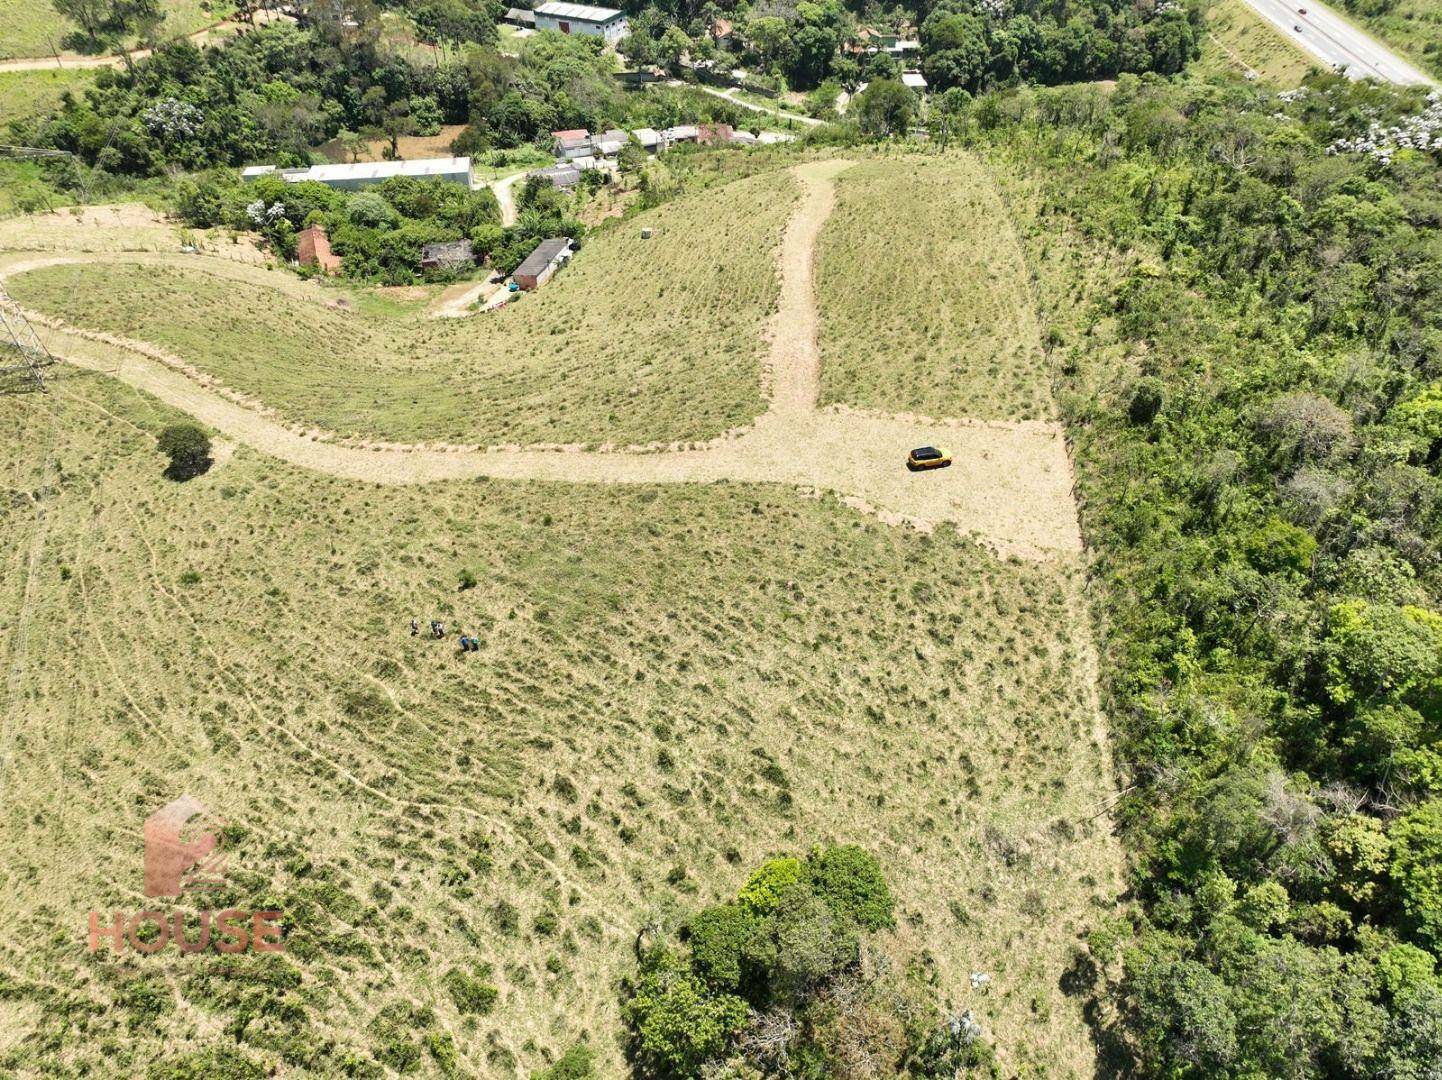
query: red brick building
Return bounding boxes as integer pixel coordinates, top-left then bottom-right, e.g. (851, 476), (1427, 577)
(297, 225), (341, 275)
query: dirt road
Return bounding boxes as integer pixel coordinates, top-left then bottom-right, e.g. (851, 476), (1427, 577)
(693, 85), (823, 127)
(490, 170), (528, 227)
(2, 160), (1082, 560)
(0, 13), (288, 73)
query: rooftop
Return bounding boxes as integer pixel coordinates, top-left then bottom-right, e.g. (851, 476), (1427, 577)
(248, 157), (472, 185)
(533, 2), (623, 21)
(515, 237), (573, 279)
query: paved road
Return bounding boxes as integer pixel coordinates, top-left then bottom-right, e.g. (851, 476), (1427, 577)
(1241, 0), (1434, 84)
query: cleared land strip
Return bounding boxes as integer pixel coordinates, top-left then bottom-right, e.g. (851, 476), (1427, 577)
(4, 160), (1081, 559)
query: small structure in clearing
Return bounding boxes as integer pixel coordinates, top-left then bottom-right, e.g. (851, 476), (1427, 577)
(513, 237), (573, 291)
(533, 1), (628, 41)
(420, 240), (476, 272)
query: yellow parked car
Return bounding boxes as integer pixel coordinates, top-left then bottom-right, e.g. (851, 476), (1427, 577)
(906, 446), (952, 471)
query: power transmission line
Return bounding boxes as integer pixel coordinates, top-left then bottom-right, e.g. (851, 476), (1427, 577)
(0, 290), (57, 394)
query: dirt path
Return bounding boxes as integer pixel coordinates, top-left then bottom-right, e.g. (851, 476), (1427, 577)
(694, 84), (823, 127)
(0, 13), (288, 73)
(3, 160), (1083, 560)
(490, 170), (527, 227)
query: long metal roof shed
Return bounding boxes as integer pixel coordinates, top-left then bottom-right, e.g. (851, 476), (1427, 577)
(534, 2), (623, 20)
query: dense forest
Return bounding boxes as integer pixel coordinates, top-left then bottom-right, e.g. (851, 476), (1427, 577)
(966, 73), (1442, 1076)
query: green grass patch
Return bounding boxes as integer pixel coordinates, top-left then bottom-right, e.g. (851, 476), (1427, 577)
(0, 66), (94, 126)
(0, 0), (221, 61)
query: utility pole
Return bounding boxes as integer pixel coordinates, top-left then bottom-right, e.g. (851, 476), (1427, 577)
(0, 145), (75, 392)
(0, 290), (57, 394)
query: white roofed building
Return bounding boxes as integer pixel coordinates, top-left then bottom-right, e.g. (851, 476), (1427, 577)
(241, 157), (474, 192)
(533, 2), (628, 42)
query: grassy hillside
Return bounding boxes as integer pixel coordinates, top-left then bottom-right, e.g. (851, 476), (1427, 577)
(0, 0), (219, 60)
(0, 67), (94, 127)
(8, 169), (799, 448)
(815, 156), (1054, 422)
(1195, 0), (1318, 85)
(0, 375), (1121, 1077)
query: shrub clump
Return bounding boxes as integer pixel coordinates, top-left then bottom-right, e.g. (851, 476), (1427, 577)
(623, 844), (993, 1078)
(156, 422), (212, 480)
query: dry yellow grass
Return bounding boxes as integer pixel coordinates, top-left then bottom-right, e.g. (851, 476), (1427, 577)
(815, 155), (1055, 423)
(0, 150), (1124, 1077)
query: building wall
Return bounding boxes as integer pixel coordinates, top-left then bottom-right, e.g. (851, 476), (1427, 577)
(534, 13), (628, 42)
(314, 168), (472, 192)
(515, 252), (569, 291)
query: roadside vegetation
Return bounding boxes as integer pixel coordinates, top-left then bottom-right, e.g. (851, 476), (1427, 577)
(815, 156), (1053, 422)
(1333, 0), (1442, 79)
(1193, 0), (1318, 85)
(1, 374), (1119, 1076)
(8, 167), (797, 447)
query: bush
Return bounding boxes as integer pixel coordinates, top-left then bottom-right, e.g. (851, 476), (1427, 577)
(623, 846), (976, 1076)
(458, 568), (478, 590)
(531, 1043), (596, 1080)
(806, 844), (895, 931)
(625, 951), (748, 1077)
(1127, 377), (1164, 426)
(685, 903), (759, 992)
(737, 856), (803, 916)
(442, 967), (499, 1015)
(156, 422), (212, 480)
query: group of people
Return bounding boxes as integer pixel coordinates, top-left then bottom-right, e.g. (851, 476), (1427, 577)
(411, 618), (480, 652)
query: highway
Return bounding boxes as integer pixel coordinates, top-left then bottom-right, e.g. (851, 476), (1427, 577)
(1241, 0), (1435, 85)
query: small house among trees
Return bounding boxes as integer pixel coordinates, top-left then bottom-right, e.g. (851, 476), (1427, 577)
(513, 237), (573, 290)
(420, 240), (476, 272)
(297, 225), (341, 274)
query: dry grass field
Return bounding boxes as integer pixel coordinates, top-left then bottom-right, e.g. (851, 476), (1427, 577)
(815, 156), (1055, 422)
(0, 150), (1124, 1077)
(7, 169), (799, 448)
(0, 375), (1120, 1078)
